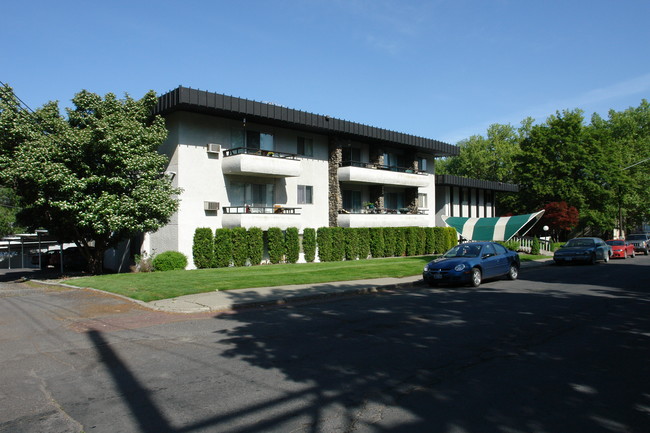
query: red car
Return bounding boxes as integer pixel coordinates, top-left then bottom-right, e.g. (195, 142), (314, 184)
(606, 239), (635, 259)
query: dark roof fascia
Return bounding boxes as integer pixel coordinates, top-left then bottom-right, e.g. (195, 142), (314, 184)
(435, 174), (519, 193)
(155, 87), (459, 157)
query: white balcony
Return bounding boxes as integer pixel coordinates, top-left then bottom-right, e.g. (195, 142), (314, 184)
(338, 164), (429, 187)
(222, 206), (301, 230)
(222, 148), (302, 178)
(337, 212), (431, 228)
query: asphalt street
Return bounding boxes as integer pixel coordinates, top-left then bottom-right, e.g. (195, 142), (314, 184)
(1, 256), (649, 433)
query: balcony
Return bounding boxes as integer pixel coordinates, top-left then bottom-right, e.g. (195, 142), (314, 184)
(337, 208), (430, 228)
(221, 205), (301, 230)
(337, 161), (429, 187)
(222, 147), (302, 178)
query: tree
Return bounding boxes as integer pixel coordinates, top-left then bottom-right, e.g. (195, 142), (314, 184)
(539, 201), (579, 241)
(0, 187), (23, 237)
(0, 84), (180, 273)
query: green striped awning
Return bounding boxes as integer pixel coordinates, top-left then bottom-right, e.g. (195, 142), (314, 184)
(441, 211), (545, 242)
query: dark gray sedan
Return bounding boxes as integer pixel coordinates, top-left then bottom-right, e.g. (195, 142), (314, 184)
(553, 237), (611, 265)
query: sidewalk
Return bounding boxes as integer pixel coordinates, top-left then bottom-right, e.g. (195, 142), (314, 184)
(146, 258), (554, 313)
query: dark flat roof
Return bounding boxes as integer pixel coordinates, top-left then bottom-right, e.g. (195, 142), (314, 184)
(435, 174), (519, 192)
(155, 87), (459, 157)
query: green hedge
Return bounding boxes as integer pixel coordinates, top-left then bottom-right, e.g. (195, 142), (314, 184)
(303, 228), (316, 262)
(231, 227), (249, 267)
(214, 228), (233, 267)
(267, 227), (285, 264)
(192, 228), (214, 269)
(191, 226), (459, 269)
(285, 227), (300, 264)
(248, 227), (264, 265)
(152, 251), (188, 271)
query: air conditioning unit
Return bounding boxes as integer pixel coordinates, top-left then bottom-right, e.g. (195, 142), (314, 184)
(204, 201), (220, 211)
(207, 143), (221, 154)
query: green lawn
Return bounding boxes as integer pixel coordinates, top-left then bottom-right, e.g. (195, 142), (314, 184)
(66, 254), (547, 302)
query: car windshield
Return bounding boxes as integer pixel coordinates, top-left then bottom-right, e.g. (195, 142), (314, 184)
(565, 239), (595, 248)
(606, 240), (625, 246)
(443, 244), (482, 258)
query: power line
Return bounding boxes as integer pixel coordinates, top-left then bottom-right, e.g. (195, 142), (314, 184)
(0, 80), (36, 114)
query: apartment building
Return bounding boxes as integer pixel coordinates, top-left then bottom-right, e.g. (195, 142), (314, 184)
(145, 87), (513, 269)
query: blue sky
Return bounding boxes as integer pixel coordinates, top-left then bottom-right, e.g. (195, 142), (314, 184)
(3, 0), (649, 144)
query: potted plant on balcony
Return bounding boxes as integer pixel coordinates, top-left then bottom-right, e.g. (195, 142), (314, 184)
(364, 202), (375, 213)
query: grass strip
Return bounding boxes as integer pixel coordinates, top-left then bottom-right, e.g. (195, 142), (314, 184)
(66, 254), (547, 302)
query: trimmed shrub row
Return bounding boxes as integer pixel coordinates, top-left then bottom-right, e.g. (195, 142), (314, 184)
(192, 226), (458, 269)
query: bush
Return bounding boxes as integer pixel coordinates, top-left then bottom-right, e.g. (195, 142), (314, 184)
(531, 236), (541, 255)
(231, 227), (249, 267)
(344, 228), (359, 260)
(383, 228), (397, 257)
(285, 227), (300, 264)
(357, 228), (371, 259)
(267, 227), (285, 264)
(214, 228), (233, 267)
(248, 227), (264, 265)
(152, 250), (187, 272)
(425, 227), (435, 254)
(432, 227), (446, 254)
(369, 227), (385, 258)
(192, 228), (214, 269)
(317, 227), (333, 262)
(499, 240), (520, 251)
(332, 227), (346, 261)
(406, 227), (419, 256)
(303, 228), (316, 262)
(394, 228), (407, 257)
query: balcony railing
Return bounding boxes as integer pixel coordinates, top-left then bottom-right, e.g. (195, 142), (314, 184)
(339, 160), (425, 175)
(223, 206), (301, 215)
(224, 147), (299, 160)
(339, 207), (428, 215)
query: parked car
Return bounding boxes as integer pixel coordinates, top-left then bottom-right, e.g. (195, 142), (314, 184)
(626, 233), (650, 255)
(605, 239), (635, 259)
(553, 237), (611, 265)
(423, 241), (520, 288)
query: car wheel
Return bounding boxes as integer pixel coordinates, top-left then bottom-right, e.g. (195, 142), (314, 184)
(623, 251), (627, 259)
(470, 267), (482, 287)
(507, 264), (519, 280)
(590, 253), (597, 265)
(631, 250), (635, 258)
(603, 253), (609, 263)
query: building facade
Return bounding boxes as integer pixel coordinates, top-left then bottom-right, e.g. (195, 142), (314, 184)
(145, 87), (511, 269)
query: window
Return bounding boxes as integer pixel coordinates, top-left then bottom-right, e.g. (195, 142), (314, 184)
(385, 192), (405, 210)
(297, 137), (313, 157)
(230, 182), (275, 207)
(483, 243), (496, 257)
(298, 185), (313, 204)
(418, 157), (427, 172)
(231, 129), (274, 151)
(494, 243), (508, 255)
(342, 147), (361, 164)
(418, 193), (428, 209)
(342, 190), (362, 212)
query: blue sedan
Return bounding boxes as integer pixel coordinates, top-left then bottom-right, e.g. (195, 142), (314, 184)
(423, 242), (521, 288)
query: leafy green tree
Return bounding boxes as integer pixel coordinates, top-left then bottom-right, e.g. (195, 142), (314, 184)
(0, 84), (179, 273)
(302, 228), (316, 262)
(247, 227), (264, 265)
(267, 228), (285, 264)
(214, 228), (232, 267)
(0, 187), (24, 237)
(285, 227), (300, 264)
(231, 227), (249, 267)
(192, 228), (214, 269)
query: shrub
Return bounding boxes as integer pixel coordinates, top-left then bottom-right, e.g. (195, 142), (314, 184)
(317, 227), (333, 261)
(214, 228), (233, 267)
(303, 228), (316, 262)
(394, 228), (407, 256)
(267, 227), (285, 264)
(499, 240), (520, 251)
(285, 227), (300, 264)
(432, 227), (446, 254)
(344, 228), (359, 260)
(247, 227), (264, 265)
(383, 228), (397, 257)
(231, 227), (249, 267)
(132, 251), (154, 272)
(416, 227), (427, 255)
(369, 227), (385, 258)
(406, 227), (419, 256)
(531, 237), (541, 255)
(445, 227), (458, 250)
(357, 228), (371, 260)
(152, 250), (187, 272)
(425, 227), (435, 254)
(192, 228), (214, 269)
(332, 227), (346, 261)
